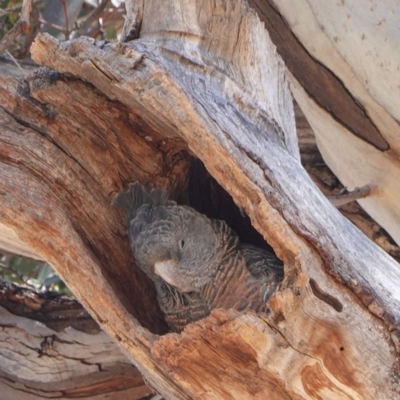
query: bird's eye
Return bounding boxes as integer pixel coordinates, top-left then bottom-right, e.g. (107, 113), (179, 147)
(180, 239), (185, 249)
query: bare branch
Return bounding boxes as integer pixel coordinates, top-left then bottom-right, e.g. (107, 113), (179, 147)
(36, 17), (66, 33)
(0, 0), (33, 54)
(0, 0), (39, 17)
(0, 23), (23, 55)
(60, 0), (71, 36)
(75, 0), (111, 37)
(328, 185), (372, 207)
(20, 0), (33, 30)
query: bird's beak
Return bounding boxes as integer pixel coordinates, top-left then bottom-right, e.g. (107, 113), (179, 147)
(154, 259), (180, 287)
(154, 260), (193, 292)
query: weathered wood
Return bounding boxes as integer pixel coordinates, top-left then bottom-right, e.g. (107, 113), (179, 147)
(0, 282), (99, 333)
(295, 102), (400, 263)
(0, 57), (188, 400)
(121, 0), (144, 42)
(0, 223), (41, 260)
(0, 283), (151, 400)
(0, 0), (399, 398)
(252, 0), (400, 246)
(0, 59), (190, 336)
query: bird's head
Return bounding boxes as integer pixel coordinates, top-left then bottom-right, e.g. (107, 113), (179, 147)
(154, 210), (223, 292)
(132, 205), (226, 293)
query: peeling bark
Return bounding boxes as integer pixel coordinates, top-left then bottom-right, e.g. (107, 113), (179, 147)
(248, 0), (389, 150)
(295, 103), (400, 264)
(263, 0), (400, 246)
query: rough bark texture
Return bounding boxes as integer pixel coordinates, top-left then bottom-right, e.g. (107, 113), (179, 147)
(0, 283), (151, 400)
(0, 0), (399, 399)
(0, 57), (188, 336)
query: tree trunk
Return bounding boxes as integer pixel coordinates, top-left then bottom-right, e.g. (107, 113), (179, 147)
(251, 0), (400, 246)
(0, 0), (399, 399)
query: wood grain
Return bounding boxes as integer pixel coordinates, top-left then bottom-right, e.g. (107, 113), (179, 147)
(0, 283), (151, 400)
(0, 0), (398, 398)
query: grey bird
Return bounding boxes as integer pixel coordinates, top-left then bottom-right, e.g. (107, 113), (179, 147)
(115, 182), (283, 332)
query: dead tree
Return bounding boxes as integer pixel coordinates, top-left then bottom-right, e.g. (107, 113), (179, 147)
(0, 0), (399, 398)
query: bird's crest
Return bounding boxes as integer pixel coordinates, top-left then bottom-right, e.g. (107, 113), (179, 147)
(113, 182), (172, 224)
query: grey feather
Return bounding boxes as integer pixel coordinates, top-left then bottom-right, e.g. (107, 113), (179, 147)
(113, 182), (174, 225)
(116, 182), (284, 332)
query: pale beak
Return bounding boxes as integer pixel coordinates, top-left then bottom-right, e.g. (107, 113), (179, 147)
(154, 260), (193, 292)
(154, 259), (180, 287)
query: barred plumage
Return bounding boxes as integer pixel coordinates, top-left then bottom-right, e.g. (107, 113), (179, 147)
(115, 183), (284, 332)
